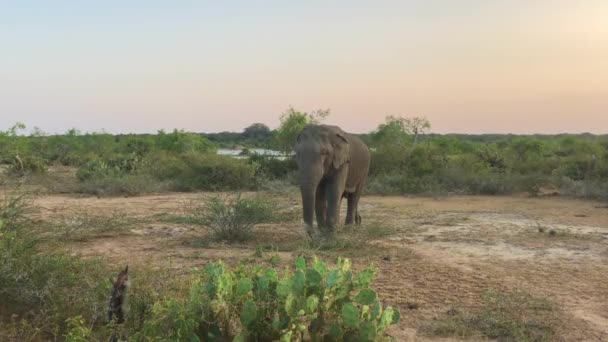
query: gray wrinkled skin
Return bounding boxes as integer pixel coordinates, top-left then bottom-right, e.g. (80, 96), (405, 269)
(295, 124), (371, 239)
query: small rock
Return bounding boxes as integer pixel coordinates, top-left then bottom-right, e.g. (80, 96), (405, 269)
(446, 308), (459, 316)
(405, 302), (419, 310)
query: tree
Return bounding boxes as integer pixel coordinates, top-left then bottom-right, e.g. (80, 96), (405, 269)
(372, 116), (430, 147)
(403, 116), (431, 145)
(274, 107), (330, 154)
(155, 129), (215, 153)
(242, 123), (272, 146)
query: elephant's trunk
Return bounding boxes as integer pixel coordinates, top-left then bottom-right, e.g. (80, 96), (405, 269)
(300, 184), (316, 227)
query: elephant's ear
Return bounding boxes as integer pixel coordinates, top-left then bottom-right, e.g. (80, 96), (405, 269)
(332, 132), (350, 169)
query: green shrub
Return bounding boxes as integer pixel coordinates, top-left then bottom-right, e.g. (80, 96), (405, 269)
(135, 257), (400, 341)
(76, 154), (145, 181)
(0, 192), (34, 231)
(77, 173), (164, 196)
(249, 154), (297, 180)
(0, 193), (109, 339)
(150, 152), (258, 191)
(193, 193), (275, 242)
(6, 155), (49, 176)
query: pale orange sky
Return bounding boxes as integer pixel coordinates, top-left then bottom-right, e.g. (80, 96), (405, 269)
(1, 1), (607, 134)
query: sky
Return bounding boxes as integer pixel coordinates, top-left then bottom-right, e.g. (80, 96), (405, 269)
(1, 1), (607, 135)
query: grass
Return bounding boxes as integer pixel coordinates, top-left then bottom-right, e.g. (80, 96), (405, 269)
(291, 221), (399, 258)
(0, 192), (111, 340)
(421, 290), (559, 341)
(48, 209), (138, 241)
(77, 173), (168, 197)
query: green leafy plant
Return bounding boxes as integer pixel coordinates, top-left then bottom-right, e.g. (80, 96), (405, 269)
(136, 257), (400, 341)
(195, 193), (275, 242)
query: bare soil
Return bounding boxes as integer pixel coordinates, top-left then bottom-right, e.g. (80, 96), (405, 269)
(29, 193), (608, 341)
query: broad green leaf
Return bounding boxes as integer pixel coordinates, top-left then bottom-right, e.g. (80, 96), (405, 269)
(392, 308), (401, 324)
(235, 278), (253, 297)
(361, 304), (371, 320)
(189, 334), (201, 342)
(328, 323), (343, 340)
(356, 267), (376, 288)
(370, 300), (382, 320)
(232, 334), (245, 342)
(285, 294), (296, 315)
(359, 321), (377, 341)
(295, 256), (306, 270)
(305, 269), (322, 287)
(292, 270), (305, 293)
(272, 313), (281, 331)
(341, 303), (360, 328)
(340, 258), (352, 272)
(265, 268), (278, 283)
(257, 275), (270, 296)
(354, 289), (377, 305)
(379, 307), (396, 330)
(306, 295), (319, 313)
(240, 300), (258, 328)
(326, 270), (341, 288)
(280, 331), (293, 342)
(277, 279), (292, 298)
(313, 257), (329, 276)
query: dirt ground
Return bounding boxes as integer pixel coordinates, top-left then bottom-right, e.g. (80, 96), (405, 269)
(29, 192), (608, 341)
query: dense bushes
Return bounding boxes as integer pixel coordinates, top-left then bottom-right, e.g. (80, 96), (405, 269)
(367, 135), (608, 197)
(133, 258), (400, 341)
(0, 192), (110, 340)
(149, 152), (258, 191)
(1, 122), (608, 199)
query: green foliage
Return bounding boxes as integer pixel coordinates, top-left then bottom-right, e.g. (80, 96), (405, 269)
(0, 192), (110, 340)
(150, 152), (258, 191)
(136, 257), (400, 341)
(274, 107), (330, 154)
(367, 117), (608, 198)
(0, 192), (34, 231)
(249, 153), (297, 180)
(155, 129), (215, 154)
(193, 193), (276, 242)
(64, 316), (93, 342)
(2, 120), (608, 199)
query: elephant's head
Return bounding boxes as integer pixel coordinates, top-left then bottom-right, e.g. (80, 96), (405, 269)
(294, 125), (350, 226)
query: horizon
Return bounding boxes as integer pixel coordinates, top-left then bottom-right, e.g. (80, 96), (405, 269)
(1, 1), (607, 135)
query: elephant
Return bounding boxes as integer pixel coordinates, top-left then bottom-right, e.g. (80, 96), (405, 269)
(295, 124), (371, 238)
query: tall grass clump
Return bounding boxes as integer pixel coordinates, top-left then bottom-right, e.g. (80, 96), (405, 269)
(0, 192), (110, 340)
(192, 193), (276, 242)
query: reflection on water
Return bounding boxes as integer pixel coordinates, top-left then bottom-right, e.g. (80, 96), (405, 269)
(216, 148), (289, 160)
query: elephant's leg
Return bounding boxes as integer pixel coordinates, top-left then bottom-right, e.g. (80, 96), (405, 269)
(352, 184), (364, 226)
(345, 193), (356, 225)
(324, 181), (342, 236)
(315, 185), (327, 228)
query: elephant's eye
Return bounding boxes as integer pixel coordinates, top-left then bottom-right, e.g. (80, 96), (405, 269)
(320, 149), (329, 155)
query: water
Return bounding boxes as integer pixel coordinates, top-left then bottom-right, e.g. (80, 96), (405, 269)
(216, 148), (289, 160)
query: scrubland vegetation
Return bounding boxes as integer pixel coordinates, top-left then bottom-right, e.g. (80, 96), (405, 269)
(0, 109), (606, 341)
(2, 109), (607, 199)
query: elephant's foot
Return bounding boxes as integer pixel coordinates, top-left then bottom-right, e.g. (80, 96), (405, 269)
(355, 214), (362, 225)
(304, 225), (320, 242)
